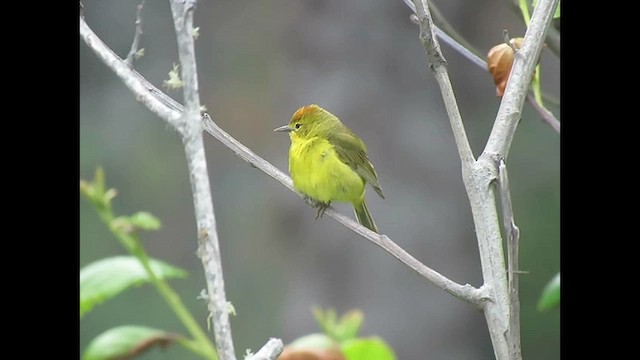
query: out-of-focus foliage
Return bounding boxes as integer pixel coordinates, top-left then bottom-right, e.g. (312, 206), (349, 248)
(281, 309), (396, 360)
(538, 272), (560, 311)
(83, 325), (181, 360)
(80, 256), (187, 318)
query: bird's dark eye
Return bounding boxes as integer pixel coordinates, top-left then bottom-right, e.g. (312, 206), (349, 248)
(295, 123), (302, 129)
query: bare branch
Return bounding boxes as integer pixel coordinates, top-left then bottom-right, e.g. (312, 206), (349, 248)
(125, 0), (145, 66)
(496, 159), (522, 360)
(410, 1), (511, 358)
(168, 0), (236, 359)
(79, 13), (484, 307)
(245, 338), (284, 360)
(482, 0), (559, 159)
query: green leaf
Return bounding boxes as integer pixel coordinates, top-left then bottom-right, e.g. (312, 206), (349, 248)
(80, 256), (187, 318)
(134, 48), (145, 59)
(93, 166), (106, 197)
(312, 307), (338, 338)
(129, 211), (162, 231)
(83, 325), (179, 360)
(341, 337), (396, 360)
(312, 307), (364, 343)
(81, 167), (118, 210)
(227, 301), (237, 316)
(164, 63), (184, 90)
(538, 272), (560, 311)
(334, 309), (364, 342)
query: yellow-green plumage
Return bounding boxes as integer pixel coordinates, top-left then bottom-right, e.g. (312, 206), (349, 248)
(274, 104), (384, 233)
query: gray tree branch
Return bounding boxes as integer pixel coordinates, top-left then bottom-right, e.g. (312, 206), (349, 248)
(478, 3), (558, 357)
(410, 0), (558, 359)
(168, 0), (236, 359)
(409, 1), (510, 358)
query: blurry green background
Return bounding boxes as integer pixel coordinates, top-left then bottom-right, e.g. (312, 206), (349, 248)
(80, 0), (559, 359)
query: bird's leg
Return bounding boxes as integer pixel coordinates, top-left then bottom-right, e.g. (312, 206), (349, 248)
(301, 195), (331, 219)
(315, 202), (330, 219)
(302, 195), (315, 207)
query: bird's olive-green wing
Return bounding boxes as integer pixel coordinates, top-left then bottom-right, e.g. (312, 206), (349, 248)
(328, 131), (385, 199)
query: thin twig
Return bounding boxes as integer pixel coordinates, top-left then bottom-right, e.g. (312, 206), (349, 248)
(526, 92), (560, 132)
(401, 0), (560, 134)
(79, 13), (484, 307)
(168, 0), (236, 359)
(245, 338), (284, 360)
(125, 0), (145, 66)
(496, 159), (521, 360)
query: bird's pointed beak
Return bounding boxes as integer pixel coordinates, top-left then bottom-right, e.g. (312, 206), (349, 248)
(273, 125), (293, 133)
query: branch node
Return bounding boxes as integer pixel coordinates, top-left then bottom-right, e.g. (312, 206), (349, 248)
(473, 157), (499, 188)
(475, 284), (495, 306)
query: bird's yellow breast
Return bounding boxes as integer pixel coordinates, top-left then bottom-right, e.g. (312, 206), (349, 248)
(289, 136), (365, 204)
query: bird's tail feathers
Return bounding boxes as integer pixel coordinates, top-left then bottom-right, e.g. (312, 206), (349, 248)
(354, 200), (378, 233)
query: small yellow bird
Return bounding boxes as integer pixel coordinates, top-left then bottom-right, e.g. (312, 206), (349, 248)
(274, 104), (384, 233)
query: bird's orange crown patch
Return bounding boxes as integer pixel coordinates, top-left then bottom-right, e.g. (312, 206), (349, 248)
(291, 104), (320, 122)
